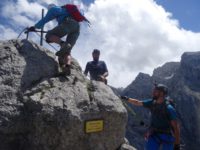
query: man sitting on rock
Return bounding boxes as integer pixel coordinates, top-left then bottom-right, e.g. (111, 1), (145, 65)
(84, 49), (109, 84)
(121, 84), (180, 150)
(28, 3), (89, 75)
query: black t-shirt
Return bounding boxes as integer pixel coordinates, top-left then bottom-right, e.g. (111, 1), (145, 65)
(84, 60), (108, 80)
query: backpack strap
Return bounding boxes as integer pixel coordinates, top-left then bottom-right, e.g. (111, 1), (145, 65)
(164, 99), (172, 120)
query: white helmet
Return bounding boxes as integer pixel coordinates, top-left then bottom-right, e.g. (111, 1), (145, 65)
(48, 3), (56, 10)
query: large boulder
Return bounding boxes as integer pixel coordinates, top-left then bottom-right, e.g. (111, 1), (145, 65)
(0, 39), (134, 150)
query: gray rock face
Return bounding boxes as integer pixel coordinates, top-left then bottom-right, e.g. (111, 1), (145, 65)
(0, 40), (131, 150)
(180, 52), (200, 91)
(123, 73), (153, 99)
(122, 52), (200, 150)
(153, 62), (180, 79)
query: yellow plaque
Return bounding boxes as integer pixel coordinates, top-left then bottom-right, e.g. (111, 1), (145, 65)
(85, 120), (104, 133)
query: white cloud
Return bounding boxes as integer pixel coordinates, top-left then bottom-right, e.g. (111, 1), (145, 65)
(0, 25), (18, 40)
(0, 0), (200, 88)
(73, 0), (200, 87)
(2, 0), (45, 25)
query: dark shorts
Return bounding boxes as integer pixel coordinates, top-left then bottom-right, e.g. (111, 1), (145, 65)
(46, 17), (80, 47)
(145, 133), (175, 150)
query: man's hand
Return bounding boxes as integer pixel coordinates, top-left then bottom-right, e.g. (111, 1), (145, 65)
(28, 26), (36, 32)
(98, 75), (108, 84)
(120, 96), (129, 101)
(174, 144), (180, 150)
(99, 75), (105, 80)
(121, 97), (143, 106)
(98, 75), (106, 82)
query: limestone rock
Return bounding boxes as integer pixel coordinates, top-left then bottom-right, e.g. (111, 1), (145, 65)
(0, 39), (130, 150)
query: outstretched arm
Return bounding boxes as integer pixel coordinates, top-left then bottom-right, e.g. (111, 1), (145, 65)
(128, 98), (143, 106)
(121, 96), (143, 106)
(35, 8), (56, 29)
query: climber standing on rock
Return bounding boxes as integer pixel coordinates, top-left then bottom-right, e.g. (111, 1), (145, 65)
(84, 49), (109, 84)
(121, 84), (181, 150)
(28, 3), (90, 75)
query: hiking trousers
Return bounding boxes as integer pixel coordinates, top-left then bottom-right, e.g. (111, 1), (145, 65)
(46, 17), (80, 48)
(145, 133), (175, 150)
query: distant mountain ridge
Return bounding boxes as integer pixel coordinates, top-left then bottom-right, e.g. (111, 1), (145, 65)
(120, 52), (200, 150)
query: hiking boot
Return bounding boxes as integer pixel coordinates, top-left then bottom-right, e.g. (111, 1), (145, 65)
(58, 55), (65, 67)
(56, 43), (72, 56)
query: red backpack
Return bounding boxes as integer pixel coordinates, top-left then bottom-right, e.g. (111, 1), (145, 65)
(63, 4), (89, 23)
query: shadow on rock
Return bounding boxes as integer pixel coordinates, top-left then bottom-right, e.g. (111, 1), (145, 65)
(17, 40), (58, 92)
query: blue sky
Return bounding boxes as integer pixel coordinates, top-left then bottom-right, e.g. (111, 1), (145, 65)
(83, 0), (93, 5)
(156, 0), (200, 32)
(0, 0), (200, 87)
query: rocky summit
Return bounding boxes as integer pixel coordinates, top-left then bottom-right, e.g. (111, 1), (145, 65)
(122, 52), (200, 150)
(0, 39), (135, 150)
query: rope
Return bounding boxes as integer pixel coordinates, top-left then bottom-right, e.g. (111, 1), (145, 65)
(17, 28), (28, 39)
(34, 32), (58, 52)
